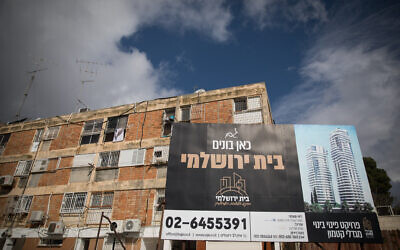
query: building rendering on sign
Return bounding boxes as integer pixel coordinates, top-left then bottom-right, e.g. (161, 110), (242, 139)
(0, 82), (273, 249)
(330, 128), (364, 207)
(306, 145), (335, 205)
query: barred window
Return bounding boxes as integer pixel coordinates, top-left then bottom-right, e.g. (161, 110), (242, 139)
(33, 129), (44, 142)
(60, 192), (87, 214)
(99, 151), (120, 167)
(90, 192), (113, 208)
(43, 126), (60, 140)
(80, 119), (103, 145)
(14, 195), (33, 213)
(15, 160), (33, 176)
(234, 98), (247, 112)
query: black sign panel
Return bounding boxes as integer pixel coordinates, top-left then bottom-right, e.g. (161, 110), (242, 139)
(166, 123), (304, 212)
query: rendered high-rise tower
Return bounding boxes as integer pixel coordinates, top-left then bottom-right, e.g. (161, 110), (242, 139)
(307, 145), (335, 205)
(330, 128), (364, 206)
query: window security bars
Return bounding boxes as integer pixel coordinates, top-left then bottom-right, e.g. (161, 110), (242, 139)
(99, 151), (120, 167)
(43, 126), (60, 140)
(14, 195), (33, 213)
(15, 161), (33, 176)
(60, 192), (87, 214)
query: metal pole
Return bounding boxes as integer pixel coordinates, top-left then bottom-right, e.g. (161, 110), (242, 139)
(156, 201), (165, 250)
(94, 211), (104, 250)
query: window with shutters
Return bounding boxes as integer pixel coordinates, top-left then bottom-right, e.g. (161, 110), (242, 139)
(14, 161), (33, 176)
(43, 126), (60, 140)
(0, 133), (10, 155)
(80, 119), (103, 145)
(60, 192), (87, 214)
(162, 108), (175, 137)
(118, 149), (146, 167)
(180, 106), (191, 122)
(31, 159), (48, 172)
(99, 151), (120, 167)
(14, 195), (33, 214)
(104, 116), (128, 142)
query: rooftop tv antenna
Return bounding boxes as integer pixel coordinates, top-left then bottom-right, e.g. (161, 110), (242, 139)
(76, 59), (105, 85)
(16, 60), (48, 119)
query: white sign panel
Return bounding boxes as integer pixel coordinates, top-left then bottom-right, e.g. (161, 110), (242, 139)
(162, 210), (251, 241)
(250, 212), (308, 242)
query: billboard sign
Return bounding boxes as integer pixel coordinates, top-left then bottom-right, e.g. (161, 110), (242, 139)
(161, 123), (382, 243)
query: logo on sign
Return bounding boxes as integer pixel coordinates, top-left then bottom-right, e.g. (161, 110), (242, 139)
(215, 172), (251, 207)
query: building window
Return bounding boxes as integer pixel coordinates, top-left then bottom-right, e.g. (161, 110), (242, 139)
(90, 192), (113, 208)
(39, 239), (63, 247)
(233, 96), (262, 124)
(104, 116), (128, 142)
(86, 192), (113, 224)
(152, 146), (169, 164)
(234, 97), (247, 112)
(60, 192), (87, 214)
(99, 151), (120, 167)
(80, 119), (103, 145)
(180, 106), (191, 122)
(118, 149), (146, 167)
(43, 126), (60, 140)
(0, 133), (10, 155)
(31, 129), (44, 152)
(162, 108), (175, 137)
(31, 159), (49, 172)
(153, 189), (165, 225)
(15, 161), (33, 176)
(14, 195), (33, 214)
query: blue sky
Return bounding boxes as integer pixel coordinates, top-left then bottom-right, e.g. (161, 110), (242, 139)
(1, 1), (399, 201)
(294, 125), (374, 206)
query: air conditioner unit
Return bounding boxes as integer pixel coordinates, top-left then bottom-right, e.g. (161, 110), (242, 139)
(107, 220), (123, 234)
(0, 175), (13, 186)
(123, 219), (141, 233)
(29, 211), (45, 223)
(47, 221), (65, 235)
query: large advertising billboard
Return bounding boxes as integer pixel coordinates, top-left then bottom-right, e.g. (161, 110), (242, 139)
(161, 123), (382, 243)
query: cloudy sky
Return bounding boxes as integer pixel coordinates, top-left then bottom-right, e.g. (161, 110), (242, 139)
(1, 1), (399, 201)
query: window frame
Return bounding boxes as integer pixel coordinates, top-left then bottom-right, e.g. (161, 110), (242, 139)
(103, 116), (128, 142)
(43, 126), (60, 140)
(0, 133), (11, 154)
(80, 119), (103, 145)
(90, 192), (114, 209)
(180, 106), (191, 122)
(162, 108), (175, 137)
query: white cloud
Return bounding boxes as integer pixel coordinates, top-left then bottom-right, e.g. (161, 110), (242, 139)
(0, 0), (232, 122)
(243, 0), (328, 29)
(274, 4), (400, 182)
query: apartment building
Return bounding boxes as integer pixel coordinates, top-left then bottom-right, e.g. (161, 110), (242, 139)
(0, 82), (273, 250)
